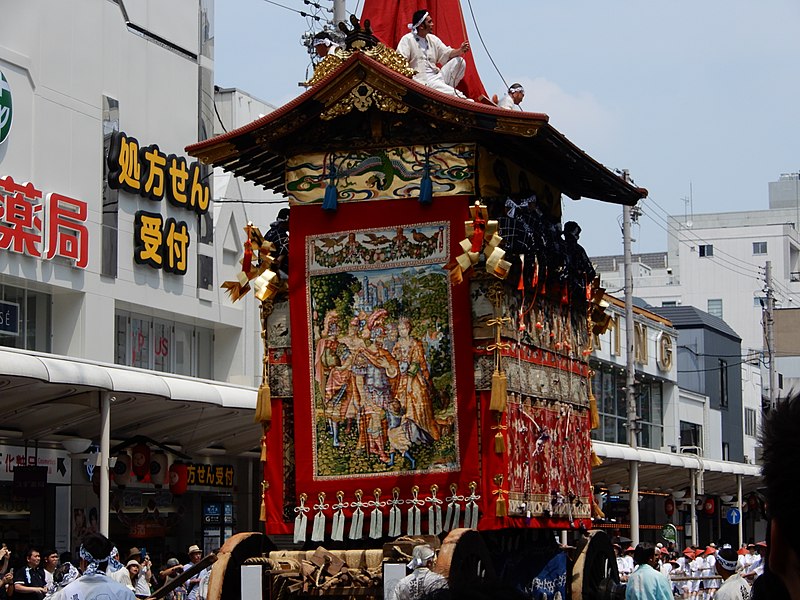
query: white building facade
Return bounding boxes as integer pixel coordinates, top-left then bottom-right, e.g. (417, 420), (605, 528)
(0, 0), (272, 558)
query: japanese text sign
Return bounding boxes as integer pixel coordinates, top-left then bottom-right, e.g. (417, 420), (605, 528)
(0, 175), (89, 268)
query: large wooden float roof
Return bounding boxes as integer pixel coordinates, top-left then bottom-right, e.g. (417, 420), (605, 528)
(187, 50), (646, 205)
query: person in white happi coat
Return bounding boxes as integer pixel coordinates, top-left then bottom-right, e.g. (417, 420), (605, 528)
(497, 83), (525, 110)
(713, 546), (751, 600)
(390, 544), (449, 600)
(396, 10), (470, 98)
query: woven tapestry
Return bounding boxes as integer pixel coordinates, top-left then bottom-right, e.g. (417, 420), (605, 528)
(285, 144), (475, 205)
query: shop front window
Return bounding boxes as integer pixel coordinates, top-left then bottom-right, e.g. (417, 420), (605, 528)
(116, 310), (213, 378)
(0, 285), (51, 352)
(591, 367), (664, 449)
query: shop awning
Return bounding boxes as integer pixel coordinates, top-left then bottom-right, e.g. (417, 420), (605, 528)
(592, 441), (762, 496)
(0, 347), (259, 456)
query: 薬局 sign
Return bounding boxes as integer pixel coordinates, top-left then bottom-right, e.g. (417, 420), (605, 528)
(0, 300), (19, 336)
(0, 176), (89, 268)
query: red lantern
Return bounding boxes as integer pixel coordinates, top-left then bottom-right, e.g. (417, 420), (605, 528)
(132, 443), (151, 479)
(114, 451), (133, 487)
(169, 462), (188, 495)
(664, 498), (675, 516)
(150, 451), (168, 487)
(704, 498), (715, 515)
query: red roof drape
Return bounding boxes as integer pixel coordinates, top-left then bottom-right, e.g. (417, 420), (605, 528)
(361, 0), (487, 100)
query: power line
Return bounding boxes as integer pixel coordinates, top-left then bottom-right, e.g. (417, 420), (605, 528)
(464, 0), (509, 91)
(259, 0), (323, 21)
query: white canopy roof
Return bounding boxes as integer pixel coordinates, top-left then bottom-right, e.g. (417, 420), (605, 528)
(0, 347), (259, 456)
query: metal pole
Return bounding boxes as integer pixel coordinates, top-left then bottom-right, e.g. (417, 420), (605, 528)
(737, 475), (743, 548)
(623, 195), (640, 546)
(100, 393), (113, 537)
(690, 470), (697, 545)
(766, 261), (776, 411)
(333, 0), (346, 28)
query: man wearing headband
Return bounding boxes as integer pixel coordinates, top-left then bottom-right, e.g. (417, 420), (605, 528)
(390, 544), (448, 600)
(498, 83), (525, 111)
(714, 546), (750, 600)
(396, 9), (470, 98)
(55, 534), (135, 600)
(312, 31), (340, 59)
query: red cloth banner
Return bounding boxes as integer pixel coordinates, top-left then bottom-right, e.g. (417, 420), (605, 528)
(361, 0), (487, 100)
(265, 198), (479, 535)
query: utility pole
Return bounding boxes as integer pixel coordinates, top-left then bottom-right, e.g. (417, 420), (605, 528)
(765, 261), (777, 411)
(622, 169), (640, 546)
(332, 0), (346, 28)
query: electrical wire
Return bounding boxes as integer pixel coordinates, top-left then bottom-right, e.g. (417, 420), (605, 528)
(642, 195), (797, 300)
(214, 198), (289, 204)
(259, 0), (323, 21)
(464, 0), (509, 91)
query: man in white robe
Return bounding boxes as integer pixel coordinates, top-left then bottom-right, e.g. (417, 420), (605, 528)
(396, 10), (469, 98)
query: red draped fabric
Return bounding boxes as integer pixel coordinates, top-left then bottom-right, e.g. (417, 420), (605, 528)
(361, 0), (487, 100)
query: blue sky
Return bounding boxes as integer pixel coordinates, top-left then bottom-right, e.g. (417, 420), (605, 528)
(214, 0), (800, 257)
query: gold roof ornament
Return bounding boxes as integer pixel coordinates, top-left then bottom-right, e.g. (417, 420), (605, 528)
(304, 15), (415, 87)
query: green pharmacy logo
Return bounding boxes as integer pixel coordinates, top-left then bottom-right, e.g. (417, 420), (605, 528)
(0, 71), (11, 145)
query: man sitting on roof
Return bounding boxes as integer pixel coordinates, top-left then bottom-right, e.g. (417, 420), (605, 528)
(396, 10), (470, 98)
(497, 83), (525, 110)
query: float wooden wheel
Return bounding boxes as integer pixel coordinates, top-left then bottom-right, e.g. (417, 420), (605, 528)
(206, 532), (275, 600)
(570, 529), (620, 600)
(435, 528), (496, 598)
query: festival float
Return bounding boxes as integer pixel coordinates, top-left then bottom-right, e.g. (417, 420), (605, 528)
(185, 3), (646, 599)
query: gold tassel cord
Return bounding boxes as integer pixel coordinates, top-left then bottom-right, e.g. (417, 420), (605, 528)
(486, 315), (511, 413)
(491, 419), (507, 454)
(492, 475), (508, 517)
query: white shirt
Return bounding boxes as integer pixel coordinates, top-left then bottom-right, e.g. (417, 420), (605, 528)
(715, 573), (751, 600)
(397, 33), (452, 83)
(54, 574), (136, 600)
(498, 93), (522, 111)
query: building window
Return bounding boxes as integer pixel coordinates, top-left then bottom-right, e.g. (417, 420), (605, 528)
(744, 408), (757, 437)
(722, 442), (730, 461)
(0, 285), (52, 352)
(115, 310), (214, 378)
(719, 359), (728, 407)
(591, 368), (664, 449)
(699, 244), (713, 257)
(753, 297), (766, 308)
(661, 301), (677, 307)
(752, 241), (767, 255)
(707, 298), (723, 318)
(680, 421), (703, 451)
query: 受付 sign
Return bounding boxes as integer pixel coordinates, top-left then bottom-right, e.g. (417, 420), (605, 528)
(106, 131), (210, 276)
(0, 175), (89, 268)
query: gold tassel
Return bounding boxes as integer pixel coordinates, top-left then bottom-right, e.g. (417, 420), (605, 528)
(490, 369), (508, 412)
(259, 481), (268, 522)
(494, 430), (505, 454)
(591, 450), (603, 467)
(588, 384), (600, 430)
(492, 416), (507, 454)
(492, 475), (508, 517)
(495, 495), (507, 517)
(253, 382), (272, 423)
(260, 431), (268, 462)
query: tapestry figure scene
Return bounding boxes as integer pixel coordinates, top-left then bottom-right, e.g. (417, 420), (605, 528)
(307, 224), (459, 479)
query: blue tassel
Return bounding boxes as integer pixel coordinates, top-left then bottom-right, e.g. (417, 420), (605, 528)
(322, 160), (338, 211)
(419, 147), (433, 205)
(419, 175), (432, 205)
(322, 183), (338, 211)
